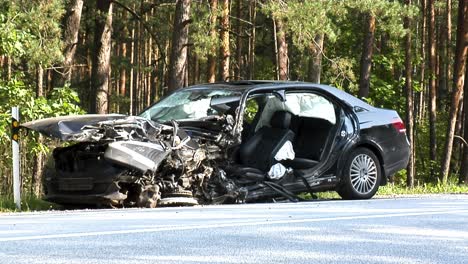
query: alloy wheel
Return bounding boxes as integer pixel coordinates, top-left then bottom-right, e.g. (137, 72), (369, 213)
(349, 154), (378, 195)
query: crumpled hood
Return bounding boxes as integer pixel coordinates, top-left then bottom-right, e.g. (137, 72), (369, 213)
(21, 114), (148, 141)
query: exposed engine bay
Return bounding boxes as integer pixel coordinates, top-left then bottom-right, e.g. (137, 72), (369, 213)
(42, 115), (260, 208)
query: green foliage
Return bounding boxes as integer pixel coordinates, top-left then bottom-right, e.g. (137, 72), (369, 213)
(0, 0), (64, 65)
(300, 182), (468, 200)
(0, 78), (84, 195)
(244, 98), (259, 124)
(0, 195), (61, 212)
(345, 0), (416, 38)
(377, 182), (468, 195)
(410, 115), (453, 183)
(262, 0), (343, 50)
(190, 1), (219, 59)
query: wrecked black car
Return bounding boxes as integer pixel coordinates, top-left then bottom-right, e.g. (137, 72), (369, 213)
(22, 81), (410, 207)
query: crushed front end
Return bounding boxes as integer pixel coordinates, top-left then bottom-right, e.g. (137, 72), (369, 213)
(24, 114), (248, 208)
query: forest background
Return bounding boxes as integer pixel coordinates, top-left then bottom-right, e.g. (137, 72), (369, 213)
(0, 0), (467, 201)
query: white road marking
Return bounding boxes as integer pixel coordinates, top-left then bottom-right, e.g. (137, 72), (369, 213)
(0, 209), (466, 242)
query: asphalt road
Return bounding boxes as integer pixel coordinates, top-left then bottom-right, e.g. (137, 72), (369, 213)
(0, 195), (467, 264)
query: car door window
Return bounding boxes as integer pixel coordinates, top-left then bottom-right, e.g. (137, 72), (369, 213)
(285, 93), (336, 124)
(244, 97), (259, 124)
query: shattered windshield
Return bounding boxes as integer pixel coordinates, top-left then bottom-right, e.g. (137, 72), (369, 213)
(140, 89), (241, 122)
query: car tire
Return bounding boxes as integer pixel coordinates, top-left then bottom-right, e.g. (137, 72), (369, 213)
(337, 148), (381, 200)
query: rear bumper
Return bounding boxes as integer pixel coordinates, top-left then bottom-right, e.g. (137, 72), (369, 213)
(383, 143), (410, 180)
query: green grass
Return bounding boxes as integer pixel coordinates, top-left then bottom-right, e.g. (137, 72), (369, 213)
(376, 182), (468, 196)
(0, 195), (61, 212)
(303, 182), (468, 200)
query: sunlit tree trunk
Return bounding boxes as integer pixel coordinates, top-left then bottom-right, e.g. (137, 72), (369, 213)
(248, 0), (257, 80)
(119, 11), (128, 101)
(358, 13), (376, 98)
(308, 34), (324, 83)
(415, 0), (428, 174)
(274, 17), (288, 80)
(405, 0), (415, 188)
(207, 0), (218, 83)
(461, 65), (468, 184)
(447, 0), (452, 94)
(168, 0), (191, 92)
(90, 0), (113, 114)
(56, 0), (84, 87)
(235, 0), (243, 80)
(445, 0), (468, 183)
(418, 0), (428, 123)
(129, 23), (135, 115)
(428, 0), (438, 178)
(219, 0), (230, 81)
(52, 0), (83, 88)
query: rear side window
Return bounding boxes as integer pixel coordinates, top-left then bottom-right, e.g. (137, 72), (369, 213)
(285, 93), (336, 124)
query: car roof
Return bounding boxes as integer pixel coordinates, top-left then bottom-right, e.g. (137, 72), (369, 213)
(185, 81), (374, 110)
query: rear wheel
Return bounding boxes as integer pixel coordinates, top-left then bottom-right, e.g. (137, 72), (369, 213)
(338, 148), (381, 199)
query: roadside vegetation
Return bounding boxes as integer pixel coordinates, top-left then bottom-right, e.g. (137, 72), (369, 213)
(312, 183), (468, 200)
(0, 0), (467, 211)
(0, 196), (60, 213)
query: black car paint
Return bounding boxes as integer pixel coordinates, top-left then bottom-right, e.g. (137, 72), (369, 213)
(23, 81), (410, 206)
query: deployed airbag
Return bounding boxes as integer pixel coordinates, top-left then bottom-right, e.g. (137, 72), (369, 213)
(274, 140), (295, 161)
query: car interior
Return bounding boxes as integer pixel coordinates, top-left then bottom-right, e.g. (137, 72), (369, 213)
(233, 91), (339, 178)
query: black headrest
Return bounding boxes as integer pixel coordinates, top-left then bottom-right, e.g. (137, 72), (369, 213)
(270, 111), (292, 129)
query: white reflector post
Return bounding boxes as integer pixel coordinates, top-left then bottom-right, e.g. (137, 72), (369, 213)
(12, 106), (21, 210)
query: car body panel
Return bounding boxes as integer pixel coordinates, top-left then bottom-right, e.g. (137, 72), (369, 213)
(22, 114), (127, 141)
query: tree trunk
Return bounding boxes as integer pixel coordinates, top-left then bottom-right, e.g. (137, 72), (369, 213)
(428, 0), (438, 178)
(90, 0), (112, 114)
(248, 0), (257, 80)
(438, 13), (448, 99)
(219, 0), (230, 81)
(273, 18), (279, 80)
(443, 0), (468, 183)
(207, 0), (218, 83)
(135, 6), (142, 114)
(119, 41), (127, 95)
(405, 0), (415, 188)
(447, 0), (452, 94)
(129, 25), (135, 115)
(55, 0), (84, 87)
(119, 11), (128, 99)
(168, 0), (191, 92)
(462, 63), (468, 184)
(418, 0), (427, 123)
(308, 34), (325, 83)
(274, 17), (288, 80)
(235, 0), (243, 80)
(358, 14), (376, 98)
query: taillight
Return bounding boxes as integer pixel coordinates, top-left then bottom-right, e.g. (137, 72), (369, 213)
(392, 117), (406, 133)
